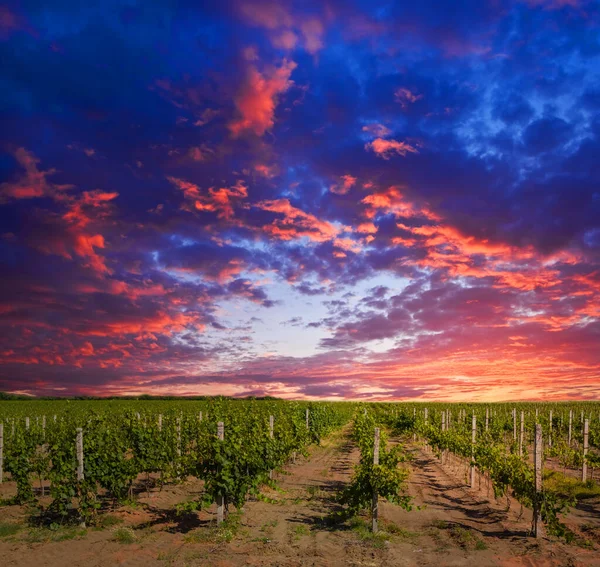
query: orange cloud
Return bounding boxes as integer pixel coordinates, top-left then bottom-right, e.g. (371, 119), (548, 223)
(330, 174), (357, 195)
(256, 198), (340, 242)
(366, 138), (419, 159)
(362, 186), (440, 221)
(229, 58), (297, 137)
(169, 177), (248, 220)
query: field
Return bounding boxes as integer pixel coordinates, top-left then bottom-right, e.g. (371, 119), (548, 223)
(0, 400), (599, 566)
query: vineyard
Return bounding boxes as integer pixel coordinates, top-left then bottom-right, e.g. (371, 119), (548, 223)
(0, 399), (599, 566)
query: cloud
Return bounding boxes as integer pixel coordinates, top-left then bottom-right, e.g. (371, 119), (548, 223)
(394, 87), (423, 108)
(256, 198), (340, 242)
(329, 174), (357, 195)
(365, 138), (419, 159)
(0, 148), (73, 202)
(229, 58), (297, 136)
(168, 177), (248, 220)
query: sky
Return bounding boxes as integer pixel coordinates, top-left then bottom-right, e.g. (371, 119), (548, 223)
(0, 0), (599, 401)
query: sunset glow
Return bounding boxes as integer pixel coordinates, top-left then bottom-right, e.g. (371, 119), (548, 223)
(1, 1), (599, 400)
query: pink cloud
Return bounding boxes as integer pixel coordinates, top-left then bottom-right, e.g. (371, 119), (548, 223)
(362, 123), (392, 137)
(300, 18), (324, 54)
(329, 174), (357, 195)
(239, 1), (293, 29)
(229, 58), (297, 137)
(365, 138), (419, 159)
(394, 87), (423, 108)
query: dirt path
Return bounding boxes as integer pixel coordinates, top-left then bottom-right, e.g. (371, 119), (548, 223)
(1, 429), (600, 566)
(384, 443), (600, 567)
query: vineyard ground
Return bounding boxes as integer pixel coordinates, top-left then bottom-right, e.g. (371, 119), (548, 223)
(0, 428), (599, 566)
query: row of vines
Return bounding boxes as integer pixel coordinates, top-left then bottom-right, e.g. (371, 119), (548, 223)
(0, 399), (354, 525)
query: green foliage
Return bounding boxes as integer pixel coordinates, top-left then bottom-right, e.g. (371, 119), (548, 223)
(340, 411), (413, 519)
(0, 399), (353, 525)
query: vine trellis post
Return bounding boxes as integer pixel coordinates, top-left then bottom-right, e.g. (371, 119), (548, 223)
(533, 424), (544, 538)
(217, 421), (225, 525)
(0, 422), (3, 484)
(269, 415), (274, 480)
(372, 427), (380, 533)
(470, 413), (476, 489)
(582, 419), (589, 482)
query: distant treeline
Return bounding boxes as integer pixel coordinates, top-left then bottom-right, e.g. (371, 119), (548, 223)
(0, 392), (281, 401)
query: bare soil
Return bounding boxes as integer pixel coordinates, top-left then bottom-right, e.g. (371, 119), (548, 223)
(0, 429), (599, 566)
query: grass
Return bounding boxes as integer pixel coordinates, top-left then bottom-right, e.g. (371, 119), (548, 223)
(112, 526), (137, 544)
(184, 512), (244, 545)
(26, 525), (87, 543)
(260, 519), (278, 532)
(430, 520), (487, 551)
(543, 470), (600, 501)
(382, 520), (418, 540)
(289, 523), (310, 541)
(349, 517), (391, 549)
(0, 522), (22, 538)
(93, 514), (123, 530)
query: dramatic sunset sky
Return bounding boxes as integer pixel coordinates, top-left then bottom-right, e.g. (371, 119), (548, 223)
(0, 1), (599, 401)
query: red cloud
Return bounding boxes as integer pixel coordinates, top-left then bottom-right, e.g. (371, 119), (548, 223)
(256, 198), (340, 242)
(0, 148), (73, 202)
(365, 138), (419, 159)
(229, 58), (297, 137)
(42, 190), (118, 274)
(168, 177), (248, 220)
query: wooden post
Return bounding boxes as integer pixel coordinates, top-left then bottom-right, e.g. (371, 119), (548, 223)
(413, 408), (416, 442)
(519, 411), (524, 456)
(76, 428), (84, 481)
(372, 427), (380, 533)
(198, 411), (203, 421)
(485, 407), (489, 432)
(42, 415), (46, 439)
(25, 417), (30, 430)
(424, 408), (428, 425)
(582, 419), (589, 482)
(513, 408), (517, 441)
(176, 418), (182, 458)
(533, 424), (544, 538)
(470, 413), (476, 489)
(568, 410), (572, 446)
(0, 423), (3, 484)
(269, 415), (274, 480)
(76, 427), (85, 528)
(441, 411), (446, 432)
(549, 410), (553, 448)
(158, 414), (162, 431)
(217, 422), (225, 524)
(306, 408), (309, 429)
